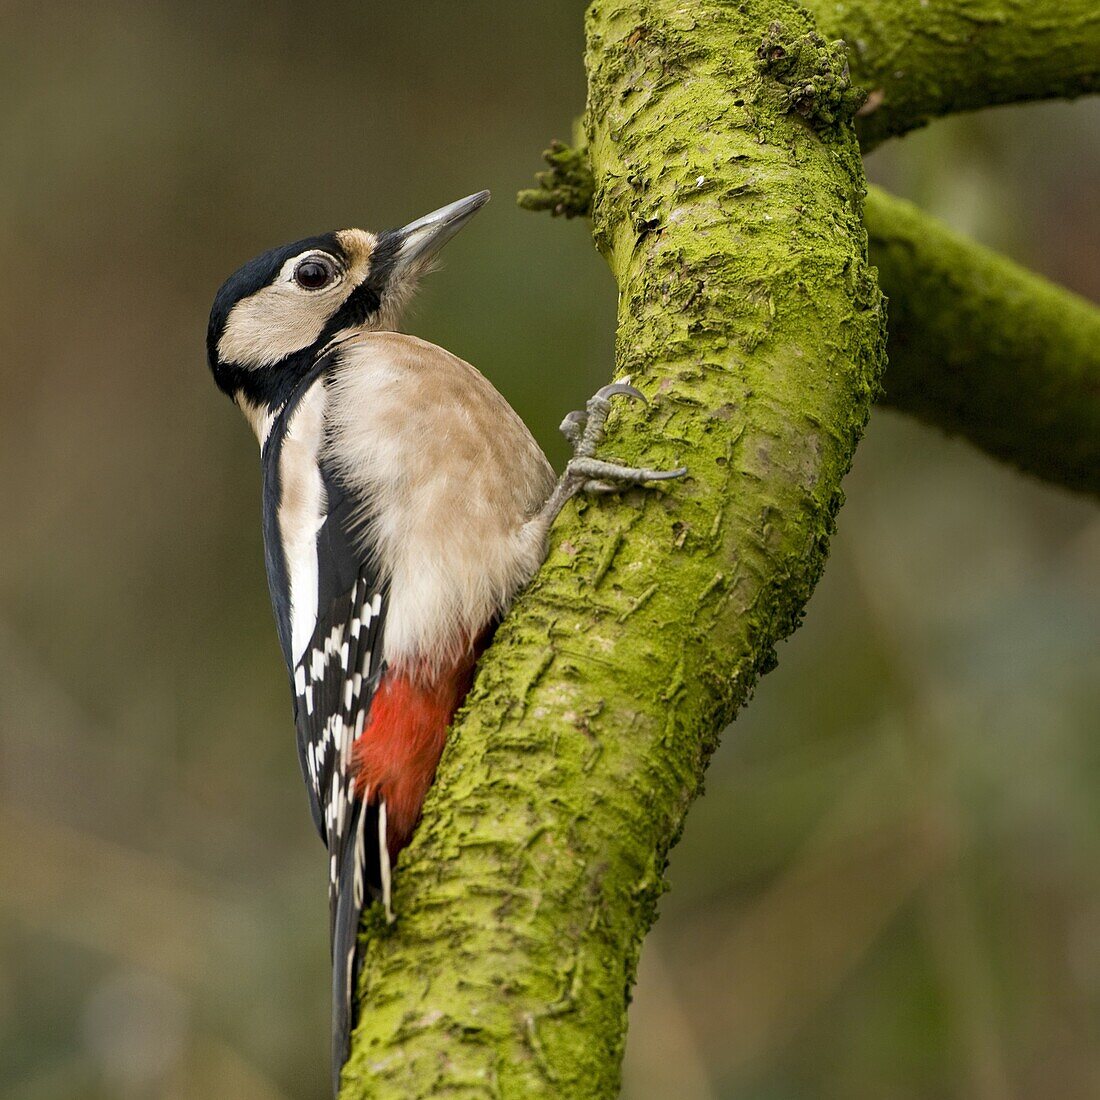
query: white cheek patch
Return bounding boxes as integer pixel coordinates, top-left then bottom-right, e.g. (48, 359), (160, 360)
(217, 243), (376, 371)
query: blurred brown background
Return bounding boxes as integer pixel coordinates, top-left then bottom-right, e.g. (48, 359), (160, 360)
(1, 3), (1097, 1098)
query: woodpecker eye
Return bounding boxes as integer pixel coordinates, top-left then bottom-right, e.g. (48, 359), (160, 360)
(293, 256), (337, 290)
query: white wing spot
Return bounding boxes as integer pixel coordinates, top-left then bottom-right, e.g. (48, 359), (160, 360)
(277, 379), (328, 667)
(379, 801), (394, 924)
(353, 805), (368, 909)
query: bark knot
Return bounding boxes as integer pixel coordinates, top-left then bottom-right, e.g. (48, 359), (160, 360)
(756, 22), (866, 131)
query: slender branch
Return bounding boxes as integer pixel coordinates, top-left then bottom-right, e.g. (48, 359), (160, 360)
(867, 186), (1100, 497)
(340, 2), (884, 1095)
(517, 2), (1100, 164)
(805, 0), (1100, 149)
(798, 0), (1100, 492)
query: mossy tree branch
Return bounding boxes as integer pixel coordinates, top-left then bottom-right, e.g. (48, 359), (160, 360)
(338, 0), (1099, 1093)
(340, 2), (884, 1096)
(867, 187), (1100, 497)
(522, 152), (1100, 499)
(805, 0), (1100, 493)
(805, 0), (1100, 148)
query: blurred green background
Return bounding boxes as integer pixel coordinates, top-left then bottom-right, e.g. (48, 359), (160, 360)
(1, 3), (1097, 1098)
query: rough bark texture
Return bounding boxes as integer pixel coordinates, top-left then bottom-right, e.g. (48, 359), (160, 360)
(339, 2), (884, 1096)
(519, 1), (1100, 494)
(524, 165), (1100, 498)
(806, 0), (1100, 148)
(867, 187), (1100, 497)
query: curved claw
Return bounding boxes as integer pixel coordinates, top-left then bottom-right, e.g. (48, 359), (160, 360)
(595, 381), (646, 404)
(559, 409), (587, 443)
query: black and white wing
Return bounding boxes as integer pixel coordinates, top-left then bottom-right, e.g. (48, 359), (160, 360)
(259, 373), (388, 1089)
(296, 481), (389, 1089)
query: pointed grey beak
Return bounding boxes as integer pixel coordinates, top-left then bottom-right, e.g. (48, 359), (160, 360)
(391, 190), (490, 273)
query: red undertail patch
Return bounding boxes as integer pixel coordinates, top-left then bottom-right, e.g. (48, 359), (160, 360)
(352, 648), (480, 859)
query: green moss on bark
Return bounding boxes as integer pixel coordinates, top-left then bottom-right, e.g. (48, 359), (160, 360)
(805, 0), (1100, 148)
(516, 154), (1100, 498)
(755, 20), (866, 128)
(340, 3), (883, 1096)
(868, 187), (1100, 496)
(516, 140), (595, 219)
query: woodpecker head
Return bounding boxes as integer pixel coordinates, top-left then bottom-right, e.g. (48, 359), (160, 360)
(207, 190), (490, 424)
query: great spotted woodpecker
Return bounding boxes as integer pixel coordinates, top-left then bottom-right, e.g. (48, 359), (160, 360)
(205, 191), (684, 1092)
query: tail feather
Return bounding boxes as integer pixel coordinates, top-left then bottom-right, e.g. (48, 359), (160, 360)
(330, 797), (382, 1097)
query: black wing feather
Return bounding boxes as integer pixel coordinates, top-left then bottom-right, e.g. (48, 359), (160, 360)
(298, 557), (387, 1093)
(293, 466), (385, 850)
(260, 371), (388, 1093)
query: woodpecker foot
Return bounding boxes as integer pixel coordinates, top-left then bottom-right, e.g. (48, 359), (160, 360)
(539, 380), (686, 527)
